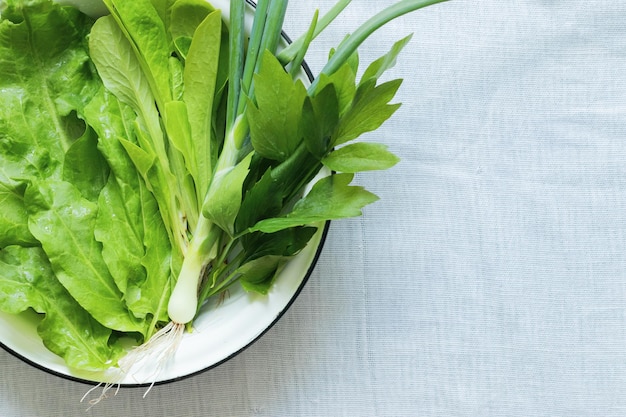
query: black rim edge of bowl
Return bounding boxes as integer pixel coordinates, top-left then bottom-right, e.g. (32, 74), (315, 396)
(0, 0), (332, 389)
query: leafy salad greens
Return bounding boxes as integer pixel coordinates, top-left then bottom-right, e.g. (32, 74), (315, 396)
(0, 0), (447, 383)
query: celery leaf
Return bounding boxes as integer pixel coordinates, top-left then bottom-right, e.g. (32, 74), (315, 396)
(250, 173), (379, 234)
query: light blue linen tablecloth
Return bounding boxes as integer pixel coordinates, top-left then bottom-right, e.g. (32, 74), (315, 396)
(3, 0), (626, 415)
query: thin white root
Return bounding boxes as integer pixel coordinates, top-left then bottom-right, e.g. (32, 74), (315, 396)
(81, 321), (185, 408)
(80, 381), (121, 409)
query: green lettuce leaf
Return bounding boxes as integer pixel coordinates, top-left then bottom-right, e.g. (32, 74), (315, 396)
(0, 245), (123, 371)
(25, 179), (146, 335)
(181, 9), (223, 199)
(62, 126), (110, 202)
(89, 14), (189, 253)
(101, 0), (173, 108)
(0, 0), (100, 249)
(168, 0), (215, 60)
(0, 176), (36, 247)
(0, 0), (98, 162)
(85, 88), (174, 328)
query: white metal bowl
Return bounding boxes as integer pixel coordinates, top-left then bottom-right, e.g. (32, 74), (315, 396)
(0, 0), (328, 387)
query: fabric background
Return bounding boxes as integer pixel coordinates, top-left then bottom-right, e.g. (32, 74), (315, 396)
(3, 0), (626, 415)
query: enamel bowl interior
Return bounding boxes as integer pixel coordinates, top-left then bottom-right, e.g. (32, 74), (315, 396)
(0, 0), (327, 386)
